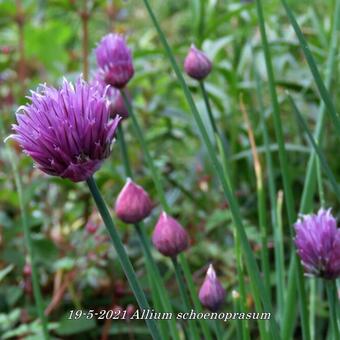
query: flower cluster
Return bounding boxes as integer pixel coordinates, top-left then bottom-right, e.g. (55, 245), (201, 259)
(11, 78), (121, 182)
(294, 209), (340, 279)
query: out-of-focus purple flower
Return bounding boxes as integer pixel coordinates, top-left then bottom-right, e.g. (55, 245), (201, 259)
(152, 212), (189, 257)
(86, 220), (99, 234)
(199, 264), (225, 312)
(294, 209), (340, 279)
(95, 33), (134, 89)
(110, 90), (129, 119)
(115, 178), (153, 224)
(9, 78), (121, 182)
(184, 44), (212, 80)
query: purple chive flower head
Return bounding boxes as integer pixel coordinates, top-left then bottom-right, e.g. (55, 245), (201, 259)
(199, 264), (226, 312)
(10, 78), (121, 182)
(115, 178), (153, 224)
(152, 212), (189, 257)
(294, 209), (340, 279)
(95, 33), (134, 89)
(184, 44), (212, 80)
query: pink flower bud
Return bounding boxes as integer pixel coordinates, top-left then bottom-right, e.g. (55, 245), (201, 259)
(85, 220), (99, 234)
(95, 33), (134, 89)
(110, 90), (129, 119)
(152, 212), (189, 257)
(199, 264), (225, 312)
(23, 263), (32, 277)
(115, 178), (153, 224)
(184, 44), (212, 80)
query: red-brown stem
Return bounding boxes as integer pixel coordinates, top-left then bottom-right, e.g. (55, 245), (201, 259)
(80, 2), (89, 81)
(15, 0), (25, 94)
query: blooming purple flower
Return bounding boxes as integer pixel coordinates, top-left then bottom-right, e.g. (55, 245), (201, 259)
(9, 78), (121, 182)
(184, 44), (212, 80)
(199, 264), (225, 312)
(152, 212), (189, 257)
(115, 178), (153, 224)
(294, 209), (340, 279)
(95, 33), (134, 89)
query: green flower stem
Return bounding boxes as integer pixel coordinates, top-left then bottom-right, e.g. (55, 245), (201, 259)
(141, 2), (279, 338)
(0, 122), (49, 339)
(241, 101), (271, 300)
(116, 125), (133, 178)
(179, 254), (213, 340)
(325, 281), (340, 340)
(135, 223), (180, 340)
(255, 1), (310, 339)
(214, 319), (223, 340)
(117, 123), (180, 340)
(86, 176), (161, 340)
(283, 0), (340, 336)
(172, 257), (200, 339)
(217, 135), (263, 340)
(199, 81), (218, 135)
(120, 90), (211, 339)
(120, 90), (170, 213)
(254, 66), (285, 319)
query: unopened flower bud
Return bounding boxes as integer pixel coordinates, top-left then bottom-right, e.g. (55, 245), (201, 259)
(115, 178), (153, 224)
(95, 33), (134, 89)
(184, 44), (212, 80)
(199, 264), (225, 312)
(110, 90), (129, 119)
(23, 263), (32, 277)
(152, 212), (189, 257)
(85, 220), (99, 234)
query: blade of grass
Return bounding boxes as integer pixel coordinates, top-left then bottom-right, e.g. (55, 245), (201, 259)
(325, 281), (340, 339)
(255, 1), (310, 338)
(280, 0), (340, 137)
(240, 97), (271, 300)
(172, 257), (200, 339)
(283, 0), (340, 336)
(141, 1), (280, 337)
(289, 95), (340, 201)
(253, 66), (285, 320)
(216, 135), (265, 340)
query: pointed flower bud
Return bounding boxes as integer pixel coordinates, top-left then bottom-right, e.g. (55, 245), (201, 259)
(199, 264), (226, 312)
(152, 212), (189, 257)
(95, 33), (134, 89)
(115, 178), (153, 224)
(294, 208), (340, 279)
(184, 44), (212, 80)
(9, 78), (121, 182)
